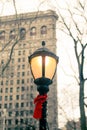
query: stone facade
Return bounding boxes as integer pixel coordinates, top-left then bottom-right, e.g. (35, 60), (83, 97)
(0, 10), (58, 130)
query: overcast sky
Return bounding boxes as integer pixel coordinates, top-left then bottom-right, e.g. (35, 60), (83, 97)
(0, 0), (74, 16)
(0, 0), (51, 15)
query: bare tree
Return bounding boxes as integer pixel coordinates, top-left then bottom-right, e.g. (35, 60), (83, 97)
(53, 0), (87, 129)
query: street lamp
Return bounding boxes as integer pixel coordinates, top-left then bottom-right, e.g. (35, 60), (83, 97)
(28, 41), (59, 130)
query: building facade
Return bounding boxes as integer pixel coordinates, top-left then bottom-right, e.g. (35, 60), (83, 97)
(0, 10), (58, 130)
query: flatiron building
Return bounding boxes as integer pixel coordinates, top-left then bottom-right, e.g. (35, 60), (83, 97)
(0, 10), (58, 130)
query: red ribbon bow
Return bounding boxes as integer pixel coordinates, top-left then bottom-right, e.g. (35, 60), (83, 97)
(33, 94), (47, 119)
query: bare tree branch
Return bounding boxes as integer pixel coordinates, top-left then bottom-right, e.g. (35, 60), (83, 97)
(79, 1), (84, 10)
(68, 8), (82, 35)
(2, 37), (20, 74)
(84, 78), (87, 82)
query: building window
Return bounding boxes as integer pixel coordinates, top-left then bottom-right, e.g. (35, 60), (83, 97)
(20, 119), (24, 124)
(16, 103), (19, 108)
(30, 27), (36, 36)
(1, 80), (3, 85)
(0, 104), (2, 108)
(18, 51), (21, 55)
(41, 26), (47, 34)
(0, 116), (1, 122)
(26, 102), (29, 107)
(16, 95), (20, 100)
(1, 59), (4, 64)
(0, 88), (3, 93)
(26, 94), (29, 99)
(30, 118), (33, 123)
(22, 64), (25, 69)
(30, 101), (33, 107)
(9, 29), (16, 39)
(30, 109), (33, 114)
(5, 88), (8, 93)
(21, 94), (24, 100)
(26, 111), (29, 116)
(10, 95), (13, 100)
(22, 57), (25, 62)
(15, 119), (19, 125)
(21, 86), (25, 91)
(27, 71), (29, 75)
(0, 96), (2, 101)
(20, 111), (24, 116)
(15, 111), (19, 116)
(4, 103), (8, 108)
(21, 79), (24, 84)
(23, 43), (26, 47)
(31, 78), (33, 83)
(17, 72), (20, 77)
(17, 87), (20, 92)
(8, 111), (12, 117)
(10, 88), (13, 93)
(20, 28), (26, 40)
(6, 80), (9, 85)
(8, 119), (12, 125)
(10, 80), (13, 85)
(27, 79), (29, 83)
(21, 102), (24, 107)
(11, 72), (14, 78)
(22, 72), (25, 76)
(18, 58), (21, 62)
(11, 58), (14, 63)
(31, 85), (33, 91)
(5, 96), (8, 101)
(17, 65), (20, 70)
(23, 50), (25, 55)
(0, 30), (5, 40)
(9, 103), (12, 108)
(17, 80), (20, 84)
(30, 93), (33, 99)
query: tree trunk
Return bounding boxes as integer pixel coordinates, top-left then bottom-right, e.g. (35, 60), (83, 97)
(79, 80), (86, 130)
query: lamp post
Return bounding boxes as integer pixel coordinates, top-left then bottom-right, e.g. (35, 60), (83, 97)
(28, 41), (59, 130)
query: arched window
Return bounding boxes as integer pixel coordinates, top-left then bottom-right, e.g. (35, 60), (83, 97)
(20, 28), (26, 40)
(30, 27), (36, 36)
(0, 31), (5, 40)
(9, 29), (16, 39)
(41, 26), (47, 34)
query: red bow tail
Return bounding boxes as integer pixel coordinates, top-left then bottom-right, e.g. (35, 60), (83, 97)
(33, 94), (47, 119)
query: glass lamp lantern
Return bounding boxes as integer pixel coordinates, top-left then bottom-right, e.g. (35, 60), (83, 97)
(28, 41), (59, 94)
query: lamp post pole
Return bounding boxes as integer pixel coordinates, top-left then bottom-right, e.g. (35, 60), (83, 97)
(37, 83), (49, 130)
(39, 100), (47, 130)
(28, 41), (59, 130)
